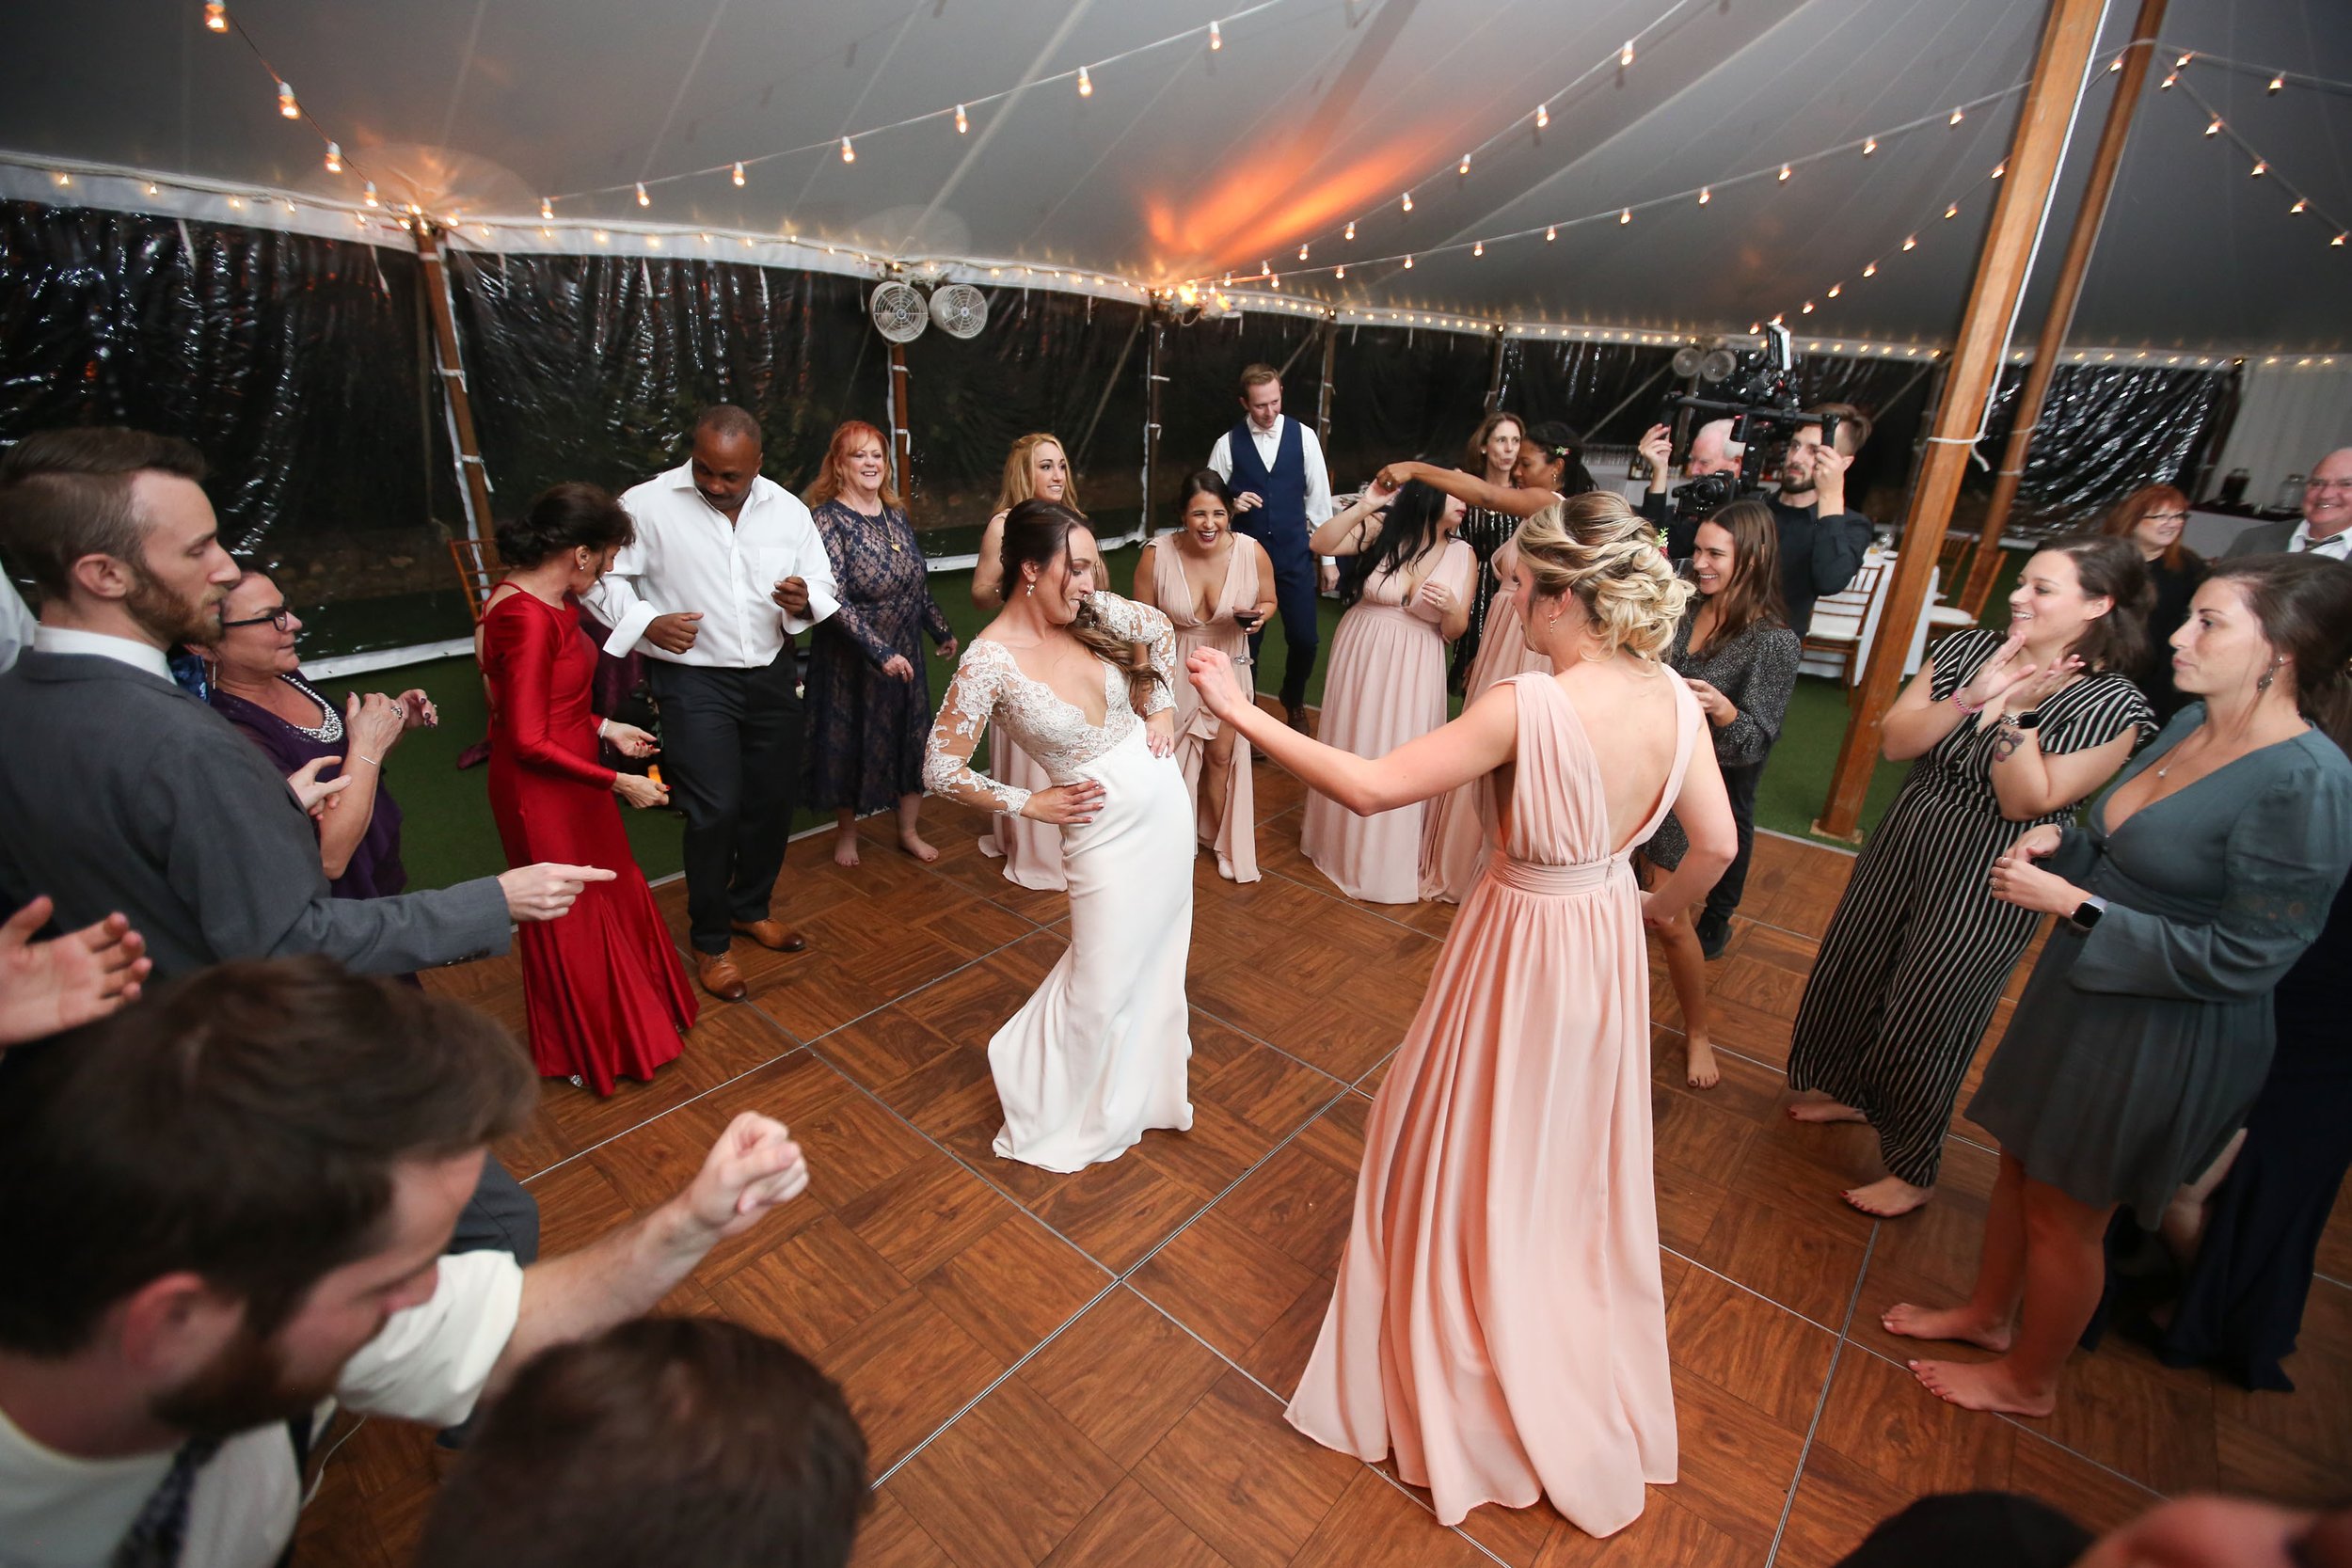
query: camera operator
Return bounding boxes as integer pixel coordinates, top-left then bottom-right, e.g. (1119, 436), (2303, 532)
(1636, 418), (1743, 557)
(1770, 404), (1876, 638)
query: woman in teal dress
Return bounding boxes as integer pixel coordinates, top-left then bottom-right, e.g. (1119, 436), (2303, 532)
(1883, 554), (2352, 1418)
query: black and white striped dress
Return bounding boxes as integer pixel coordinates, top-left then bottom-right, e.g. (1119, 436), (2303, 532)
(1448, 504), (1517, 689)
(1786, 628), (2154, 1190)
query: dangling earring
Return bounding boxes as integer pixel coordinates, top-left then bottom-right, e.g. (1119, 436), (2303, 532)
(1026, 580), (1036, 597)
(2257, 655), (2283, 692)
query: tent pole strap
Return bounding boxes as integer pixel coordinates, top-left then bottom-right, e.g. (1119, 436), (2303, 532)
(1816, 0), (2109, 842)
(1140, 309), (1165, 541)
(1959, 0), (2169, 618)
(887, 343), (914, 501)
(1484, 329), (1506, 415)
(413, 223), (496, 544)
(1316, 323), (1337, 451)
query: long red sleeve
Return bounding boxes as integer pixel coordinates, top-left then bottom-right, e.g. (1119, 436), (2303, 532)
(483, 597), (618, 790)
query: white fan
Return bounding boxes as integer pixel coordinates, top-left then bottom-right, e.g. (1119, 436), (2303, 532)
(869, 280), (930, 342)
(930, 282), (989, 340)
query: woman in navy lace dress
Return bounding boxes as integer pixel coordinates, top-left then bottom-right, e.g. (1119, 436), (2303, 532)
(802, 420), (957, 866)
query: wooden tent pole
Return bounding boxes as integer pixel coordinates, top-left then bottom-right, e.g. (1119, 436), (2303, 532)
(1959, 0), (2169, 617)
(412, 223), (496, 542)
(1484, 327), (1506, 415)
(1142, 309), (1166, 537)
(1317, 320), (1338, 450)
(1815, 0), (2108, 840)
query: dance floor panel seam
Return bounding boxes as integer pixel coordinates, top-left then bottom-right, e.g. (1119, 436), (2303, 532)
(294, 774), (2351, 1568)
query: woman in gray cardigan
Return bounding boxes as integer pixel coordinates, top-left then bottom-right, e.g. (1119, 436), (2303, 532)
(1884, 553), (2352, 1418)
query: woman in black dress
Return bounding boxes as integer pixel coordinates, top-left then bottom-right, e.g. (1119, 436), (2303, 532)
(801, 420), (957, 867)
(1642, 500), (1801, 1090)
(1447, 411), (1524, 689)
(1785, 535), (2154, 1218)
(2101, 483), (2204, 722)
(1889, 554), (2352, 1417)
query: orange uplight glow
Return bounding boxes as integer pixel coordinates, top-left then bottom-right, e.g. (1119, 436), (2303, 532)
(1141, 135), (1431, 285)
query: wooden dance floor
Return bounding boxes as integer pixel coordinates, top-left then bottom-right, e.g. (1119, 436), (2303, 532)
(300, 739), (2351, 1568)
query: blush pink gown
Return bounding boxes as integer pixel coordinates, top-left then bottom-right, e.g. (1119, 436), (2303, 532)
(1153, 536), (1261, 882)
(1286, 672), (1698, 1535)
(1299, 538), (1476, 903)
(1419, 586), (1549, 903)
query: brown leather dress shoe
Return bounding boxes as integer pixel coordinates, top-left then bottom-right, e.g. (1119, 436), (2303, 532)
(695, 951), (749, 1002)
(729, 919), (807, 953)
(1284, 703), (1311, 734)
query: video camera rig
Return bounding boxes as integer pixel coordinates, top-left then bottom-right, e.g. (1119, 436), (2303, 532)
(1649, 323), (1848, 520)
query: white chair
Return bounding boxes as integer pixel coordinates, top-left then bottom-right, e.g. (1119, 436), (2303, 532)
(1801, 555), (1885, 696)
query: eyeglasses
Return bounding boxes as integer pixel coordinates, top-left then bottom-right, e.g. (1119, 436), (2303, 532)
(2306, 477), (2352, 492)
(220, 605), (293, 631)
(2140, 511), (2188, 522)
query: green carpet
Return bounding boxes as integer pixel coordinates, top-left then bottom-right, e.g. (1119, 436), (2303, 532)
(315, 544), (2018, 889)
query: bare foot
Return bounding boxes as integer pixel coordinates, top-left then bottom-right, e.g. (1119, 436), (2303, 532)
(898, 830), (940, 864)
(1843, 1176), (1934, 1217)
(832, 834), (862, 869)
(1684, 1037), (1720, 1090)
(1788, 1096), (1868, 1125)
(1908, 1356), (2057, 1417)
(1883, 1302), (2012, 1353)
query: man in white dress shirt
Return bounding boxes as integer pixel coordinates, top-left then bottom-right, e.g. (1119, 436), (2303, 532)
(2225, 446), (2352, 561)
(0, 958), (810, 1568)
(1207, 366), (1335, 730)
(586, 405), (840, 1002)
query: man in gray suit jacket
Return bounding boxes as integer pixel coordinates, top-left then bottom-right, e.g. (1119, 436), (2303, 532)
(2224, 447), (2352, 562)
(0, 427), (610, 976)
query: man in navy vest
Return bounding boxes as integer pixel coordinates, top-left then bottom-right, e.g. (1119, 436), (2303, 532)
(1207, 364), (1334, 730)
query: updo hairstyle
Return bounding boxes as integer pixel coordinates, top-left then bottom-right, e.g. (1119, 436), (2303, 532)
(495, 483), (635, 569)
(1512, 492), (1692, 662)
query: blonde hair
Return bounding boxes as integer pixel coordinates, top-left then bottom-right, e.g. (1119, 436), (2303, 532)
(1513, 492), (1691, 662)
(994, 434), (1082, 515)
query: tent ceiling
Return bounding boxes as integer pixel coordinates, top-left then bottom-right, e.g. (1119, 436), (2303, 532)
(5, 0), (2346, 351)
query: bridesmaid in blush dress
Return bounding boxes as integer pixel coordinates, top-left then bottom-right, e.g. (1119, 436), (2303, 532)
(484, 483), (696, 1095)
(966, 434), (1084, 892)
(1189, 493), (1735, 1536)
(1298, 478), (1476, 902)
(1422, 539), (1549, 901)
(1133, 469), (1278, 881)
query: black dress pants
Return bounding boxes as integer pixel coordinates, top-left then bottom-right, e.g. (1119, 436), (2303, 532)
(651, 656), (803, 955)
(1704, 761), (1764, 926)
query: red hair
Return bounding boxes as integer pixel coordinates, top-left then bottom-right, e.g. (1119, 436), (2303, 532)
(2100, 483), (2194, 573)
(802, 420), (900, 511)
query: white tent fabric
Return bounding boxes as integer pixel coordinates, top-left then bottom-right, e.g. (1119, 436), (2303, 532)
(3, 0), (2344, 355)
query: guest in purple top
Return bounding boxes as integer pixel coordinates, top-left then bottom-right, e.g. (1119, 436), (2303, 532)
(198, 568), (437, 901)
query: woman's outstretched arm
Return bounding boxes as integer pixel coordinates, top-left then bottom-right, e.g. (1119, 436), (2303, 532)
(1186, 647), (1516, 814)
(1375, 462), (1553, 519)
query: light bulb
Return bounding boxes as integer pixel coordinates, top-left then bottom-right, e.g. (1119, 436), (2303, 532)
(1458, 153), (1471, 175)
(841, 136), (855, 163)
(1901, 234), (1916, 251)
(1948, 106), (1963, 125)
(324, 141), (342, 173)
(1827, 283), (1842, 298)
(1945, 202), (1959, 219)
(1401, 191), (1412, 212)
(1545, 225), (1556, 241)
(1403, 254), (1413, 269)
(362, 181), (379, 208)
(955, 103), (968, 133)
(2204, 118), (2222, 136)
(1992, 160), (2007, 178)
(1472, 240), (1484, 256)
(636, 182), (649, 206)
(2290, 198), (2307, 214)
(204, 1), (227, 32)
(2109, 56), (2122, 71)
(1535, 103), (1549, 129)
(1778, 164), (1791, 182)
(1802, 301), (1815, 313)
(2176, 51), (2191, 67)
(1698, 186), (1710, 205)
(1863, 136), (1877, 155)
(1298, 244), (1310, 261)
(1077, 66), (1092, 97)
(1620, 40), (1634, 67)
(1334, 264), (1345, 278)
(732, 161), (745, 186)
(1862, 261), (1877, 277)
(1260, 259), (1271, 277)
(541, 198), (553, 220)
(2333, 232), (2347, 247)
(1209, 19), (1221, 50)
(1343, 220), (1355, 241)
(278, 80), (299, 119)
(2162, 72), (2176, 88)
(1618, 207), (1630, 225)
(2251, 160), (2266, 177)
(2268, 74), (2283, 92)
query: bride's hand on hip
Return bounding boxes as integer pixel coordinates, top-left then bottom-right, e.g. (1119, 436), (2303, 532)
(1186, 647), (1248, 723)
(1144, 709), (1176, 757)
(1022, 781), (1104, 825)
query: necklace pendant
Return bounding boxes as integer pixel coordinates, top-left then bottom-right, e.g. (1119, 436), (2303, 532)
(890, 539), (902, 552)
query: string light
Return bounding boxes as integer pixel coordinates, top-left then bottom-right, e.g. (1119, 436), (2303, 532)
(362, 180), (378, 207)
(1209, 19), (1222, 50)
(2291, 198), (2308, 214)
(732, 161), (745, 186)
(636, 182), (649, 206)
(2268, 74), (2283, 92)
(1333, 264), (1345, 278)
(955, 103), (968, 133)
(1863, 136), (1877, 155)
(1545, 224), (1556, 241)
(541, 198), (554, 220)
(1459, 152), (1472, 175)
(2204, 118), (2222, 135)
(1992, 160), (2006, 178)
(1402, 254), (1413, 269)
(277, 80), (299, 119)
(2333, 232), (2347, 247)
(1472, 240), (1484, 256)
(1535, 103), (1549, 130)
(1778, 164), (1791, 182)
(2162, 71), (2177, 88)
(1827, 282), (1842, 297)
(1297, 243), (1309, 261)
(323, 141), (341, 173)
(2109, 55), (2122, 71)
(1619, 40), (1634, 67)
(1076, 66), (1092, 97)
(2251, 160), (2266, 177)
(1901, 234), (1917, 250)
(840, 136), (855, 164)
(1401, 191), (1413, 213)
(1948, 105), (1963, 125)
(2175, 51), (2192, 67)
(1802, 301), (1815, 313)
(1945, 202), (1960, 218)
(1698, 186), (1710, 205)
(204, 1), (227, 32)
(1343, 220), (1355, 241)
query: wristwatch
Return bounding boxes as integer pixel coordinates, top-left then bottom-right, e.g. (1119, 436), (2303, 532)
(2011, 709), (2042, 730)
(2068, 895), (2106, 933)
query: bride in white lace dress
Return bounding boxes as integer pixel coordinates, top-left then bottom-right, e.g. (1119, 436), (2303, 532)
(924, 499), (1196, 1171)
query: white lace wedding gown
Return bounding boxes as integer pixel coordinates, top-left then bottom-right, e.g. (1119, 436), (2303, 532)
(924, 593), (1196, 1171)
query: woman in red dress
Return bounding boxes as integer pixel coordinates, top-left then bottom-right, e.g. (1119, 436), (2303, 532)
(482, 483), (696, 1094)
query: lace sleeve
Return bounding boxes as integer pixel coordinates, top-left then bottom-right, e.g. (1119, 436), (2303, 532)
(1087, 591), (1178, 717)
(922, 642), (1032, 816)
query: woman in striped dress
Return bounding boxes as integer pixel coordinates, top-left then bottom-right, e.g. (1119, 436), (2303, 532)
(1448, 411), (1524, 690)
(1785, 535), (2154, 1218)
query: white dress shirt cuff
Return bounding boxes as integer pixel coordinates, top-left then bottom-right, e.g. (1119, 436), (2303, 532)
(601, 600), (660, 658)
(783, 581), (840, 638)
